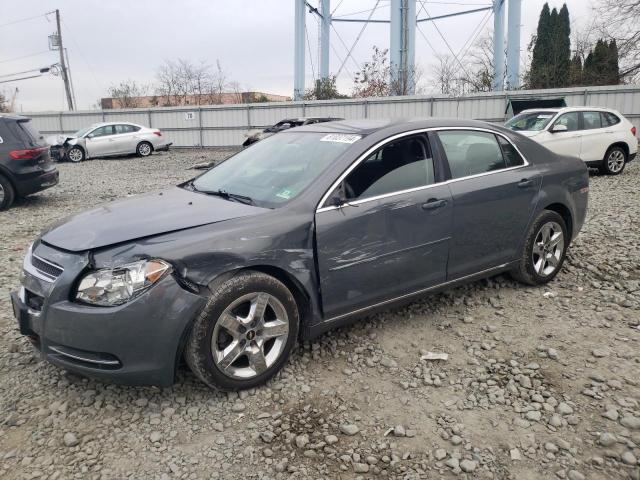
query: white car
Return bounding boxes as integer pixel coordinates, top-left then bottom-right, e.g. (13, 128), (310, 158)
(48, 122), (172, 163)
(505, 107), (638, 175)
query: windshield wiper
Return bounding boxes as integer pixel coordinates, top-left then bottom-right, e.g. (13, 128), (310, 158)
(196, 188), (254, 205)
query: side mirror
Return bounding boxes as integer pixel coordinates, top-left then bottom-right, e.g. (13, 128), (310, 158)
(328, 184), (348, 207)
(551, 124), (568, 133)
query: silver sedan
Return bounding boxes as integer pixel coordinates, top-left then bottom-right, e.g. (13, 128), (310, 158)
(49, 122), (172, 162)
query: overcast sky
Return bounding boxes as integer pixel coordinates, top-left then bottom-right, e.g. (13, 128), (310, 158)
(1, 0), (593, 112)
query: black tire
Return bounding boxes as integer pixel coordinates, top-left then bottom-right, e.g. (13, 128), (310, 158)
(600, 146), (626, 175)
(67, 146), (85, 163)
(185, 270), (299, 391)
(0, 175), (15, 211)
(136, 141), (153, 157)
(511, 210), (569, 286)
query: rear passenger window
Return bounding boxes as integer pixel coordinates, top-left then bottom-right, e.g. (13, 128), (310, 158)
(497, 135), (525, 167)
(602, 112), (620, 127)
(437, 130), (507, 179)
(582, 111), (602, 130)
(342, 135), (435, 200)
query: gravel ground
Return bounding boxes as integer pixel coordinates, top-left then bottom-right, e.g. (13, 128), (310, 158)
(0, 150), (639, 480)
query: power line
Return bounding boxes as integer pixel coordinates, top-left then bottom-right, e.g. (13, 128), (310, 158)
(305, 24), (316, 82)
(0, 13), (47, 29)
(0, 50), (52, 64)
(0, 74), (47, 84)
(0, 65), (54, 79)
(333, 3), (389, 18)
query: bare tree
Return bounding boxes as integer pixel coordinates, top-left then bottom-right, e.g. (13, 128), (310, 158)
(107, 80), (149, 108)
(459, 33), (495, 93)
(0, 92), (9, 113)
(595, 0), (640, 80)
(431, 54), (462, 96)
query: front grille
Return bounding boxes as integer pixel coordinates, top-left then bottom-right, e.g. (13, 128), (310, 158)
(31, 254), (64, 280)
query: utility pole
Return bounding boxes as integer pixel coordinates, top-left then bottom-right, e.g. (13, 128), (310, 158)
(55, 9), (74, 110)
(293, 0), (305, 100)
(492, 0), (505, 91)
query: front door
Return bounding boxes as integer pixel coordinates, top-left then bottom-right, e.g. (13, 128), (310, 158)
(315, 133), (453, 319)
(85, 125), (116, 157)
(435, 129), (541, 279)
(543, 111), (582, 158)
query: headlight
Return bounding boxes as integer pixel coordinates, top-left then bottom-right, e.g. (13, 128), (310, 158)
(76, 259), (171, 306)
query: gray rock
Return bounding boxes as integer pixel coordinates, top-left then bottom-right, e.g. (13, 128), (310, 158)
(445, 457), (459, 469)
(510, 448), (522, 461)
(620, 415), (640, 430)
(568, 471), (585, 480)
(557, 402), (573, 415)
(353, 463), (369, 473)
(340, 424), (359, 436)
(63, 433), (79, 447)
(149, 431), (162, 443)
(460, 459), (477, 472)
(592, 349), (608, 358)
(434, 448), (447, 460)
(621, 451), (637, 466)
(380, 356), (398, 368)
(325, 434), (338, 445)
(598, 432), (617, 447)
(295, 434), (309, 449)
(526, 410), (542, 422)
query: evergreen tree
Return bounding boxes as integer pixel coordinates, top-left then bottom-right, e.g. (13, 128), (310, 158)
(583, 39), (621, 86)
(569, 54), (583, 86)
(527, 3), (572, 89)
(608, 39), (620, 85)
(529, 3), (552, 88)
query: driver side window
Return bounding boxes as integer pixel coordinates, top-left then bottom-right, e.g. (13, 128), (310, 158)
(338, 135), (435, 202)
(552, 112), (579, 132)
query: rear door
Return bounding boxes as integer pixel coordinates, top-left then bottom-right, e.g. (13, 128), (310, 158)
(315, 133), (453, 318)
(544, 112), (582, 158)
(111, 124), (138, 154)
(436, 129), (541, 279)
(578, 111), (609, 162)
(85, 125), (116, 157)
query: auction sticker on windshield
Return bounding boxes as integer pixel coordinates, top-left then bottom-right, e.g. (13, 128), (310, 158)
(276, 189), (294, 200)
(320, 134), (361, 144)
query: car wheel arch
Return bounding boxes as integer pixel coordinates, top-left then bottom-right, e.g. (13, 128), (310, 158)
(543, 202), (573, 240)
(69, 144), (87, 159)
(606, 142), (629, 158)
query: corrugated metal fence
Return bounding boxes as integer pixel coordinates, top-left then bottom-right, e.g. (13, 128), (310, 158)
(25, 84), (640, 147)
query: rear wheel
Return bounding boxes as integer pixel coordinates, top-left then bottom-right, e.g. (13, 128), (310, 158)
(0, 175), (15, 211)
(511, 210), (568, 286)
(137, 141), (153, 157)
(185, 271), (299, 391)
(67, 146), (85, 163)
(600, 146), (626, 175)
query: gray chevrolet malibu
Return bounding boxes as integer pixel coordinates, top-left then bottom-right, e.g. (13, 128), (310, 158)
(11, 119), (589, 391)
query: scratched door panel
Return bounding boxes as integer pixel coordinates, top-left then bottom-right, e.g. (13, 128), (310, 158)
(315, 185), (453, 319)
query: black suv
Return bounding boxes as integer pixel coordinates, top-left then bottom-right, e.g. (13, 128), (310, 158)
(0, 114), (59, 210)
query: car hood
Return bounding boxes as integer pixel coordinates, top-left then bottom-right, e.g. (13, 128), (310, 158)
(46, 134), (77, 146)
(513, 130), (542, 138)
(40, 187), (267, 252)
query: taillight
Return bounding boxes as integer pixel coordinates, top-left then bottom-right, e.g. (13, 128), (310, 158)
(9, 146), (48, 160)
(632, 126), (637, 137)
(153, 131), (162, 137)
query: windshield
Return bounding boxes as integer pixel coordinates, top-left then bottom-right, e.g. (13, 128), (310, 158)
(191, 131), (360, 208)
(505, 111), (557, 131)
(72, 126), (93, 138)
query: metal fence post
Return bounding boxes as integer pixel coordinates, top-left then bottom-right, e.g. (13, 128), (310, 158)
(148, 109), (152, 128)
(246, 105), (252, 130)
(198, 106), (204, 148)
(363, 100), (368, 118)
(583, 89), (589, 106)
(429, 97), (435, 117)
(58, 113), (64, 134)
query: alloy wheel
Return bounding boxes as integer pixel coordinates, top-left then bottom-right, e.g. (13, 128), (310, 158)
(138, 143), (151, 156)
(68, 148), (83, 162)
(211, 292), (290, 379)
(607, 150), (625, 173)
(0, 183), (4, 204)
(532, 221), (564, 277)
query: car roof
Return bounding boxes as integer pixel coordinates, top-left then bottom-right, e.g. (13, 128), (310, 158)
(0, 113), (31, 122)
(88, 121), (143, 128)
(290, 118), (497, 135)
(519, 106), (618, 115)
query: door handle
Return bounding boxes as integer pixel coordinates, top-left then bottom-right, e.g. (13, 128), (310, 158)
(517, 178), (534, 188)
(422, 198), (447, 211)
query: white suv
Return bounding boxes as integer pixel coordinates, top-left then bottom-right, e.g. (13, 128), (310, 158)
(505, 107), (638, 175)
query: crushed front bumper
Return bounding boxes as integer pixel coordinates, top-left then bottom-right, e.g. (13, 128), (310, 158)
(11, 242), (206, 386)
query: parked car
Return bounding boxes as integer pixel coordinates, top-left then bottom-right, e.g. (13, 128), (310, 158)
(11, 119), (588, 391)
(0, 114), (59, 211)
(242, 117), (343, 146)
(48, 122), (172, 162)
(505, 107), (638, 175)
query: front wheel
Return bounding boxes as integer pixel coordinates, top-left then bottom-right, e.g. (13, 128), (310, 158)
(136, 141), (153, 157)
(67, 146), (85, 163)
(600, 146), (626, 175)
(511, 210), (568, 286)
(185, 271), (299, 391)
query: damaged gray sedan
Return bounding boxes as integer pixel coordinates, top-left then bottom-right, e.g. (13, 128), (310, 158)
(48, 122), (172, 162)
(11, 119), (588, 391)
